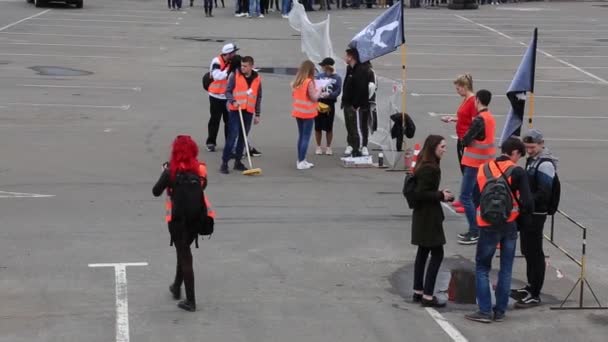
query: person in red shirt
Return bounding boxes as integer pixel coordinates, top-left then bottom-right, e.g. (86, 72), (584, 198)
(441, 74), (477, 211)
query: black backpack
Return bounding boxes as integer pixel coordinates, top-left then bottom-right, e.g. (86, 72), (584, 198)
(202, 72), (212, 91)
(535, 158), (561, 215)
(171, 172), (213, 245)
(479, 162), (517, 226)
(402, 173), (418, 209)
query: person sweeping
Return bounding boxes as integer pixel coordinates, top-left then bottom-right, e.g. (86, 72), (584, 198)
(220, 56), (263, 175)
(292, 60), (321, 170)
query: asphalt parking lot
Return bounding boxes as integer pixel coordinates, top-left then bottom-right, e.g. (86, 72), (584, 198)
(1, 1), (608, 341)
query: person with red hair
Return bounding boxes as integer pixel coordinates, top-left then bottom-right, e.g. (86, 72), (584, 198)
(153, 135), (215, 312)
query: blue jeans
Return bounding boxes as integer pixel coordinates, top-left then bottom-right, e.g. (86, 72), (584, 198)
(222, 110), (253, 163)
(281, 0), (292, 15)
(249, 0), (261, 16)
(475, 223), (517, 316)
(460, 166), (480, 235)
(296, 118), (314, 162)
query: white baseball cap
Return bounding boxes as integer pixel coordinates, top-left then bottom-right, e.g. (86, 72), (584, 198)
(221, 43), (239, 54)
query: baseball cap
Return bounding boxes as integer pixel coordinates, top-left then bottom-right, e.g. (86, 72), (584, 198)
(523, 129), (544, 143)
(221, 43), (239, 54)
(319, 57), (335, 66)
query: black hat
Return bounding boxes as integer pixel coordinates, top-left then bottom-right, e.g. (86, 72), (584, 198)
(319, 57), (335, 66)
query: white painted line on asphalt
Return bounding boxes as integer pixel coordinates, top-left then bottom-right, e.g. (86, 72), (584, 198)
(0, 53), (123, 59)
(455, 15), (608, 85)
(0, 42), (159, 49)
(44, 12), (180, 19)
(31, 17), (180, 25)
(20, 23), (132, 29)
(411, 93), (599, 100)
(426, 308), (468, 342)
(409, 78), (601, 85)
(3, 103), (131, 110)
(429, 112), (608, 119)
(0, 32), (129, 39)
(90, 8), (187, 14)
(89, 262), (147, 342)
(0, 9), (51, 32)
(0, 191), (55, 198)
(18, 84), (142, 91)
(441, 202), (458, 215)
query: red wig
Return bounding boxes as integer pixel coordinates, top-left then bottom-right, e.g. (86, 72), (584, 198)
(169, 135), (200, 180)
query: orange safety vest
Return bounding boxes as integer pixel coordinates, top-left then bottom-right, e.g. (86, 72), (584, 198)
(227, 71), (261, 113)
(291, 78), (318, 119)
(165, 163), (216, 223)
(461, 111), (496, 168)
(476, 159), (520, 227)
(208, 56), (230, 96)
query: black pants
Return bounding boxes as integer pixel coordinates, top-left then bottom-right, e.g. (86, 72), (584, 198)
(261, 0), (269, 13)
(414, 245), (444, 296)
(457, 139), (465, 175)
(207, 96), (229, 146)
(204, 0), (213, 13)
(344, 105), (369, 152)
(170, 224), (197, 303)
(520, 215), (547, 297)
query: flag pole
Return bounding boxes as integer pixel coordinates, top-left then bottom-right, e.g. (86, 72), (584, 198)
(528, 92), (535, 128)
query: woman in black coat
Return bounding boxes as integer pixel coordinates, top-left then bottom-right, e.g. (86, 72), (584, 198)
(411, 134), (454, 307)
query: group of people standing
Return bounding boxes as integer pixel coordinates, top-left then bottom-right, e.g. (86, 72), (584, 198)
(410, 75), (559, 322)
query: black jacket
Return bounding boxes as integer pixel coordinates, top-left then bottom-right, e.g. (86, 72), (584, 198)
(341, 62), (374, 109)
(411, 163), (446, 247)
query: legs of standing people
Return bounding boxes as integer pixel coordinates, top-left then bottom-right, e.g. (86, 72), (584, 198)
(205, 0), (213, 15)
(207, 97), (229, 150)
(413, 246), (430, 293)
(473, 228), (499, 316)
(296, 118), (314, 163)
(234, 112), (253, 163)
(494, 224), (517, 315)
(519, 215), (547, 300)
(221, 111), (241, 167)
(456, 139), (465, 174)
(281, 0), (291, 15)
(459, 166), (480, 242)
(171, 226), (196, 311)
(249, 0), (260, 16)
(423, 246), (444, 297)
(343, 105), (359, 154)
(175, 0), (183, 9)
(358, 106), (370, 152)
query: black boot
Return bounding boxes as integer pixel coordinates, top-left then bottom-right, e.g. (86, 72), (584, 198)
(177, 300), (196, 312)
(234, 161), (248, 171)
(190, 0), (193, 7)
(169, 284), (181, 300)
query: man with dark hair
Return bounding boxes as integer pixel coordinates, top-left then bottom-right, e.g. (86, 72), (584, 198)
(341, 47), (376, 157)
(512, 129), (558, 308)
(221, 56), (262, 174)
(458, 89), (497, 245)
(465, 137), (534, 323)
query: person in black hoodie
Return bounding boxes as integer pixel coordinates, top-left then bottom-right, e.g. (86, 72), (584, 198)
(341, 48), (375, 157)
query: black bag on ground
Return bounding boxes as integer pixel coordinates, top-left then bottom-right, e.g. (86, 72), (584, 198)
(403, 173), (418, 209)
(479, 163), (516, 226)
(202, 72), (212, 91)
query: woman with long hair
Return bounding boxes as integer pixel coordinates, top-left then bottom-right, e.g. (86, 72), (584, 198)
(153, 135), (208, 312)
(441, 74), (476, 211)
(291, 60), (321, 170)
(410, 134), (453, 307)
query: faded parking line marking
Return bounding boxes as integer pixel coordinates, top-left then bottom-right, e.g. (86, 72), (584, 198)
(426, 308), (468, 342)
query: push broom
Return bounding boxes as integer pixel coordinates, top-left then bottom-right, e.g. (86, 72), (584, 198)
(238, 107), (262, 176)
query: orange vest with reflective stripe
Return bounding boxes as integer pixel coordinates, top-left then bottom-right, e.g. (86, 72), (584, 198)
(208, 56), (230, 96)
(165, 163), (216, 223)
(461, 111), (496, 168)
(476, 159), (520, 227)
(291, 78), (318, 119)
(227, 72), (261, 113)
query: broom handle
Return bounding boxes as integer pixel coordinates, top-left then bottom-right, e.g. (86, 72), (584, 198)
(238, 107), (254, 169)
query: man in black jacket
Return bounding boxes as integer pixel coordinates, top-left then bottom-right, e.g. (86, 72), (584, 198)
(512, 129), (558, 308)
(341, 48), (375, 157)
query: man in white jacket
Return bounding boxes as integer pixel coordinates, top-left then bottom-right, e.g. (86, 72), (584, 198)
(206, 43), (238, 152)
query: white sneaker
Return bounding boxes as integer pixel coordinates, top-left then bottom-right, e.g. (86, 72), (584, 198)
(282, 14), (289, 18)
(315, 146), (323, 155)
(246, 14), (252, 18)
(361, 146), (369, 156)
(304, 160), (314, 168)
(259, 14), (264, 18)
(344, 146), (353, 155)
(235, 13), (244, 17)
(325, 147), (333, 155)
(297, 161), (311, 170)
